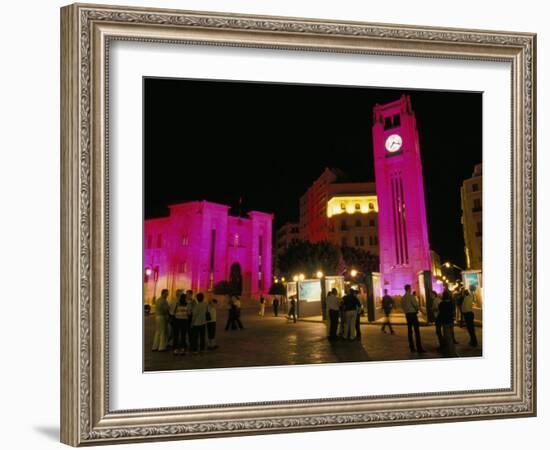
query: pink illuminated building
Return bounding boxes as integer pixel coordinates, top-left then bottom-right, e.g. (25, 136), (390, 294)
(372, 95), (433, 295)
(143, 201), (273, 302)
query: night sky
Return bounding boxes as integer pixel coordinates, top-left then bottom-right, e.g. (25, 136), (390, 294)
(144, 78), (482, 269)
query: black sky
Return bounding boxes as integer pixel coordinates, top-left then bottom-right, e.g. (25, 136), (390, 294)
(144, 78), (482, 269)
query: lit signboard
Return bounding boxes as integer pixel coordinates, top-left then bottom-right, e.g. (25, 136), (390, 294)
(298, 280), (322, 302)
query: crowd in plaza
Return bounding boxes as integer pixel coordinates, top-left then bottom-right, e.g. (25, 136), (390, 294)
(150, 289), (220, 355)
(149, 283), (479, 359)
(324, 284), (479, 357)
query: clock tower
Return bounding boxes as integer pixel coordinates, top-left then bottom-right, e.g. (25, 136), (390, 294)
(372, 95), (432, 296)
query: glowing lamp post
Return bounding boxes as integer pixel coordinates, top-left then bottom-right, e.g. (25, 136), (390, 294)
(316, 270), (327, 320)
(144, 267), (152, 305)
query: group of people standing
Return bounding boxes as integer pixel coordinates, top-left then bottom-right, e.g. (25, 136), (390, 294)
(432, 287), (478, 356)
(151, 289), (218, 355)
(381, 284), (479, 356)
(326, 288), (364, 341)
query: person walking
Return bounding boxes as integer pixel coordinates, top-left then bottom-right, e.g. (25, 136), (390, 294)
(186, 289), (196, 345)
(431, 290), (443, 350)
(401, 284), (426, 353)
(206, 298), (218, 350)
(455, 290), (465, 327)
(152, 289), (170, 352)
(342, 289), (361, 340)
(326, 288), (341, 340)
(461, 289), (478, 347)
(233, 296), (244, 329)
(287, 296), (297, 323)
(225, 296), (236, 331)
(172, 293), (189, 355)
(190, 292), (208, 354)
(438, 289), (458, 356)
(259, 295), (266, 317)
(272, 296), (280, 317)
(381, 289), (395, 334)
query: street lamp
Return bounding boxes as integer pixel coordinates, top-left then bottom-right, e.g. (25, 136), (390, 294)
(316, 270), (324, 279)
(293, 275), (299, 282)
(298, 273), (305, 281)
(350, 269), (358, 278)
(444, 261), (465, 271)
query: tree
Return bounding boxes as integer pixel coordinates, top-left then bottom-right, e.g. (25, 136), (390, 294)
(269, 282), (286, 296)
(277, 240), (341, 278)
(340, 246), (380, 275)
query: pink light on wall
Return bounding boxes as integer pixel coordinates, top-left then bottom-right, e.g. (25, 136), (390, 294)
(372, 95), (432, 295)
(143, 200), (273, 302)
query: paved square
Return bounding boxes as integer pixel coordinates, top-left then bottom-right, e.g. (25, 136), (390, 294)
(144, 307), (482, 371)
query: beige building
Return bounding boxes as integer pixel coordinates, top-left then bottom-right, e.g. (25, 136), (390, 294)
(275, 222), (300, 255)
(298, 168), (379, 254)
(460, 164), (483, 270)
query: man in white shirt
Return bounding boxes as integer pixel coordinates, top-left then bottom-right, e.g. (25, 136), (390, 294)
(326, 288), (341, 340)
(401, 284), (426, 353)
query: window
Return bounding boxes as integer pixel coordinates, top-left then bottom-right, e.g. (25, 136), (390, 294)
(340, 219), (347, 231)
(341, 237), (348, 247)
(393, 114), (401, 127)
(156, 234), (162, 248)
(146, 234), (152, 249)
(375, 235), (378, 245)
(178, 261), (187, 273)
(472, 198), (482, 212)
(359, 236), (365, 247)
(369, 236), (373, 246)
(355, 219), (362, 227)
(181, 235), (189, 246)
(476, 221), (482, 237)
(368, 202), (375, 211)
(383, 114), (401, 130)
(369, 219), (376, 227)
(340, 202), (346, 211)
(354, 236), (359, 246)
(472, 183), (479, 192)
(355, 203), (361, 210)
(209, 229), (216, 271)
(233, 233), (239, 247)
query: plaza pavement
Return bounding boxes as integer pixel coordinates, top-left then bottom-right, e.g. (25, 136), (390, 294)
(144, 307), (482, 372)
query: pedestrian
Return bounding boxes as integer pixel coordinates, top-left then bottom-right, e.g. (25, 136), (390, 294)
(225, 296), (236, 331)
(172, 293), (189, 355)
(342, 289), (361, 340)
(233, 296), (244, 329)
(455, 290), (465, 327)
(432, 290), (443, 350)
(206, 298), (219, 350)
(401, 284), (426, 353)
(190, 292), (208, 354)
(272, 296), (280, 317)
(326, 288), (340, 340)
(461, 289), (478, 347)
(355, 292), (363, 340)
(287, 296), (297, 323)
(259, 295), (265, 317)
(381, 289), (395, 334)
(438, 289), (458, 356)
(152, 289), (170, 352)
(186, 289), (196, 344)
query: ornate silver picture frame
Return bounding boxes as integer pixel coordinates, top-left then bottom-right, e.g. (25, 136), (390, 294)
(60, 3), (536, 446)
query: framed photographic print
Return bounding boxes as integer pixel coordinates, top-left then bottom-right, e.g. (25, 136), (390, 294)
(60, 3), (537, 446)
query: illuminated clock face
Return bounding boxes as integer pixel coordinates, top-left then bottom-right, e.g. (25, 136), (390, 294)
(385, 134), (403, 153)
